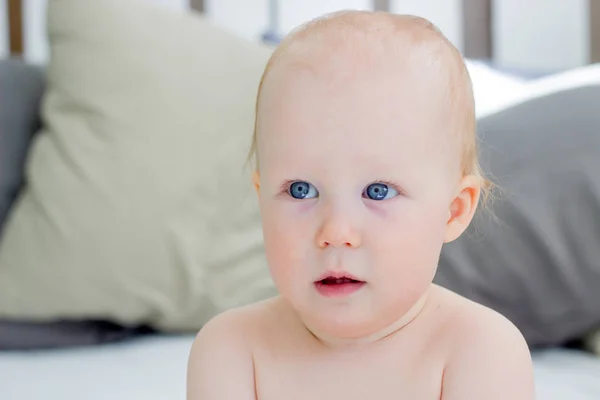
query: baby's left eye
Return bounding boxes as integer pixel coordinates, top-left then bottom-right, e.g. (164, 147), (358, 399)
(363, 183), (398, 201)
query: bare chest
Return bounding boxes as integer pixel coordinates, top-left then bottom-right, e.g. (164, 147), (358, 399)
(254, 344), (444, 400)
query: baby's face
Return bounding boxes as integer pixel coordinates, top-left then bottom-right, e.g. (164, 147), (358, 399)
(254, 52), (462, 341)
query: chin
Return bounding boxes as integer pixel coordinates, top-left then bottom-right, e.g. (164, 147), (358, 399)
(298, 302), (382, 340)
(306, 293), (429, 341)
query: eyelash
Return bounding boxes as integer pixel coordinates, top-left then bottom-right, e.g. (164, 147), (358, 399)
(279, 179), (406, 197)
(279, 180), (300, 195)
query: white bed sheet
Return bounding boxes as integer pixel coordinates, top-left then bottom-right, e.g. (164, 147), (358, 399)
(0, 335), (193, 400)
(533, 348), (600, 400)
(0, 337), (600, 400)
(1, 335), (599, 399)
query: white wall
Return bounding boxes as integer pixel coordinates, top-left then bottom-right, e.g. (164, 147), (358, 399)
(390, 0), (464, 52)
(205, 0), (371, 44)
(279, 0), (371, 36)
(206, 0), (459, 47)
(0, 0), (7, 58)
(23, 0), (47, 64)
(205, 0), (269, 43)
(493, 0), (590, 71)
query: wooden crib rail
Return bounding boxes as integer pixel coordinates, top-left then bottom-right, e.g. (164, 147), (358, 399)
(7, 0), (23, 56)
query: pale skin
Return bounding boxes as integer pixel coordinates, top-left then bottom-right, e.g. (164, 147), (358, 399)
(187, 11), (535, 400)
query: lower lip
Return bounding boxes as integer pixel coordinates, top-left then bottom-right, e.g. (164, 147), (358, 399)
(314, 281), (366, 298)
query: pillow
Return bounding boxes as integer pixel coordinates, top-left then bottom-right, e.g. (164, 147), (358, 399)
(435, 72), (600, 348)
(584, 330), (600, 355)
(0, 59), (44, 234)
(0, 319), (152, 351)
(464, 59), (527, 117)
(0, 58), (153, 350)
(0, 0), (276, 332)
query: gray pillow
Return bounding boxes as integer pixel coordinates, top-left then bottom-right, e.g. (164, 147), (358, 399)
(0, 320), (153, 351)
(435, 85), (600, 348)
(0, 59), (45, 233)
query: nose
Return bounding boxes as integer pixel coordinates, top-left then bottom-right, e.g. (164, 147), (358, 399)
(316, 203), (362, 249)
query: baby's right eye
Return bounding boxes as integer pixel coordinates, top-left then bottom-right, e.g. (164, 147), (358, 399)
(288, 181), (319, 199)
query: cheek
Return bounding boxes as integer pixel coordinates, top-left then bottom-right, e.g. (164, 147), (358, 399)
(260, 201), (314, 287)
(370, 201), (447, 285)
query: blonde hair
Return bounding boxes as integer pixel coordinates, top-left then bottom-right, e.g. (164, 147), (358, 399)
(247, 11), (494, 207)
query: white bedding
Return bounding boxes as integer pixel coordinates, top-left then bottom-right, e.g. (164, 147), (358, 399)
(533, 348), (600, 399)
(1, 335), (599, 399)
(0, 336), (193, 400)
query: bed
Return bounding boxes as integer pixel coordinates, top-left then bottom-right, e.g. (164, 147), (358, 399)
(0, 334), (599, 399)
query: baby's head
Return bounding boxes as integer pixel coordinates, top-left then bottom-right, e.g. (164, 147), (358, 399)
(250, 11), (490, 343)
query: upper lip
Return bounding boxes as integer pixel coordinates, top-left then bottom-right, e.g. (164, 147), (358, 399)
(315, 271), (364, 282)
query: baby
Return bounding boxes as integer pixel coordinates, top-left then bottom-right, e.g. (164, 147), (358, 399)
(187, 11), (535, 400)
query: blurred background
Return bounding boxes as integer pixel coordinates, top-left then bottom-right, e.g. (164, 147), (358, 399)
(1, 1), (600, 399)
(3, 0), (600, 73)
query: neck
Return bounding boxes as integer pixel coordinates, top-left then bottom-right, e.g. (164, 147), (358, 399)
(302, 288), (431, 349)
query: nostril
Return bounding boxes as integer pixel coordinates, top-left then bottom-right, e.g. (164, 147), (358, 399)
(318, 239), (357, 248)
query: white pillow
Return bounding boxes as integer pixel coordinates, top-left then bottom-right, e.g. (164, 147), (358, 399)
(476, 63), (600, 118)
(465, 60), (527, 116)
(0, 0), (276, 331)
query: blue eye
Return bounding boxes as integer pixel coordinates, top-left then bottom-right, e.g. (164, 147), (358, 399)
(364, 182), (398, 201)
(288, 181), (318, 199)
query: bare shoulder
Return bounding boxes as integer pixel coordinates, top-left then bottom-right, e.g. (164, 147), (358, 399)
(186, 297), (279, 400)
(432, 286), (536, 400)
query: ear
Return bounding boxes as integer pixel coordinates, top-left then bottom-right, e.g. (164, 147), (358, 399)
(444, 175), (480, 243)
(252, 170), (261, 195)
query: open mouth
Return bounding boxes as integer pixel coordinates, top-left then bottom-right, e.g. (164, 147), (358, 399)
(319, 277), (362, 285)
(314, 275), (366, 297)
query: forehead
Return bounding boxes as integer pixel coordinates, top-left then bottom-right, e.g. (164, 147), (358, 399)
(257, 53), (452, 173)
